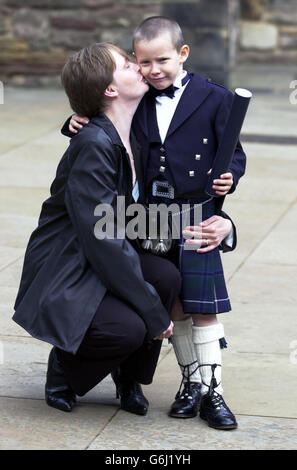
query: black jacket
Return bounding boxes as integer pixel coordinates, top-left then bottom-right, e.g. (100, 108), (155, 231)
(13, 114), (171, 354)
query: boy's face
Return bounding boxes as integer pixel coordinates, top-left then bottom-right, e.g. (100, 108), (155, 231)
(133, 32), (189, 90)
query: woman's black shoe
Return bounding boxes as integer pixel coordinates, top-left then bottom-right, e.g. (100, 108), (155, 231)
(45, 347), (76, 412)
(111, 368), (149, 416)
(169, 382), (201, 418)
(200, 391), (237, 430)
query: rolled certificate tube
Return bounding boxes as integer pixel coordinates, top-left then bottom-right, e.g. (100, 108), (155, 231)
(205, 88), (252, 197)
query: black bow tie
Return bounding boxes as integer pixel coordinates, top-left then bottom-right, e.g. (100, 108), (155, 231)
(149, 73), (191, 99)
(149, 84), (177, 99)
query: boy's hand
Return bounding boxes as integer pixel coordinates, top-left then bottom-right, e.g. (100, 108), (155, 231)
(207, 169), (233, 196)
(69, 114), (89, 134)
(183, 215), (232, 253)
(154, 321), (174, 340)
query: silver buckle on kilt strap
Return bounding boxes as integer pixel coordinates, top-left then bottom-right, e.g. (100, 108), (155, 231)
(152, 180), (175, 199)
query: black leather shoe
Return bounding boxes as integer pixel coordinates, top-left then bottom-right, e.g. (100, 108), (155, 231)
(200, 391), (237, 430)
(111, 368), (149, 416)
(45, 347), (76, 412)
(169, 382), (201, 418)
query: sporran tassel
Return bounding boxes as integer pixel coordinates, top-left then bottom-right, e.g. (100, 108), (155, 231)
(155, 239), (168, 254)
(142, 237), (153, 250)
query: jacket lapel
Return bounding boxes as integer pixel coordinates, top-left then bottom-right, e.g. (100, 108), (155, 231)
(134, 96), (149, 139)
(134, 93), (162, 143)
(166, 73), (212, 138)
(147, 95), (162, 143)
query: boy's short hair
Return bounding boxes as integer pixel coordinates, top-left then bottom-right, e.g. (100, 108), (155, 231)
(61, 43), (128, 117)
(133, 16), (184, 51)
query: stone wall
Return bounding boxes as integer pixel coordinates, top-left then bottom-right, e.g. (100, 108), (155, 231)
(239, 0), (297, 63)
(0, 0), (296, 87)
(0, 0), (239, 86)
(0, 0), (162, 86)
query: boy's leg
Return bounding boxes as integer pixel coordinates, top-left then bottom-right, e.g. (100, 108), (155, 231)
(192, 314), (237, 430)
(168, 298), (202, 418)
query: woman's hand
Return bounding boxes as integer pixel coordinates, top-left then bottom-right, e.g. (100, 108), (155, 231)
(154, 321), (174, 340)
(183, 215), (232, 253)
(69, 114), (89, 133)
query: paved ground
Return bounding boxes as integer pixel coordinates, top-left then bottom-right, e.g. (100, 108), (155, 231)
(0, 65), (297, 450)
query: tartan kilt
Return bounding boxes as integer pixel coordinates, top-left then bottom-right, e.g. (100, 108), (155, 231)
(161, 196), (231, 315)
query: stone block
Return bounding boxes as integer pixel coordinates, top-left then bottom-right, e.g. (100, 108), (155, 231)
(0, 396), (116, 450)
(0, 13), (8, 35)
(187, 32), (228, 67)
(163, 0), (231, 28)
(240, 21), (278, 50)
(238, 49), (297, 65)
(89, 413), (297, 450)
(0, 47), (68, 75)
(0, 37), (30, 52)
(13, 8), (49, 39)
(5, 75), (62, 88)
(83, 0), (115, 8)
(95, 6), (160, 28)
(119, 0), (161, 5)
(241, 0), (265, 20)
(101, 28), (135, 53)
(13, 7), (50, 49)
(0, 187), (50, 219)
(50, 16), (97, 31)
(51, 29), (100, 50)
(265, 0), (297, 25)
(4, 0), (85, 9)
(279, 26), (297, 49)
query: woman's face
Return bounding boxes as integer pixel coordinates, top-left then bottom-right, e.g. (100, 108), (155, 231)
(110, 49), (149, 100)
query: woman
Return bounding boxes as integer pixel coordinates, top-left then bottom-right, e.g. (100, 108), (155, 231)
(13, 43), (181, 415)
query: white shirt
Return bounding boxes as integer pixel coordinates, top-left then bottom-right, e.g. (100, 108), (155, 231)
(155, 70), (189, 143)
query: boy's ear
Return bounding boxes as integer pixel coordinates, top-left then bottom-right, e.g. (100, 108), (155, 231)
(104, 85), (118, 98)
(180, 44), (190, 63)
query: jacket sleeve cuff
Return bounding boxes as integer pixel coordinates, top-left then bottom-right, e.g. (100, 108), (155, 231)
(61, 116), (76, 138)
(219, 210), (237, 252)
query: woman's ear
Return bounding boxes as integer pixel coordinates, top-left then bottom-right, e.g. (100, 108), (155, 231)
(104, 85), (118, 98)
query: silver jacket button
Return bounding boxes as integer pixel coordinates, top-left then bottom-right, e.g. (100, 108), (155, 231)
(195, 154), (201, 160)
(203, 138), (208, 144)
(159, 166), (166, 173)
(160, 156), (166, 162)
(189, 170), (195, 177)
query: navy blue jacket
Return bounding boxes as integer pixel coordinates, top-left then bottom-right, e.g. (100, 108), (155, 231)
(132, 73), (246, 213)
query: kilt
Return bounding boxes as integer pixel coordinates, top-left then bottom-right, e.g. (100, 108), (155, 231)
(147, 189), (231, 315)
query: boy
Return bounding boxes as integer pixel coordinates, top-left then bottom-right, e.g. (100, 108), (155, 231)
(66, 16), (246, 430)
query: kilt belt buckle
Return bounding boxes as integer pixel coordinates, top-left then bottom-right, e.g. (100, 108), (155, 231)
(152, 180), (175, 199)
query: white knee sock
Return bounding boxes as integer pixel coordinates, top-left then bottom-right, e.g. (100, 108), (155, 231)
(192, 322), (224, 395)
(171, 318), (201, 383)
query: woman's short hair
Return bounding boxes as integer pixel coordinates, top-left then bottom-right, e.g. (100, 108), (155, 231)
(61, 43), (128, 117)
(133, 16), (185, 51)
